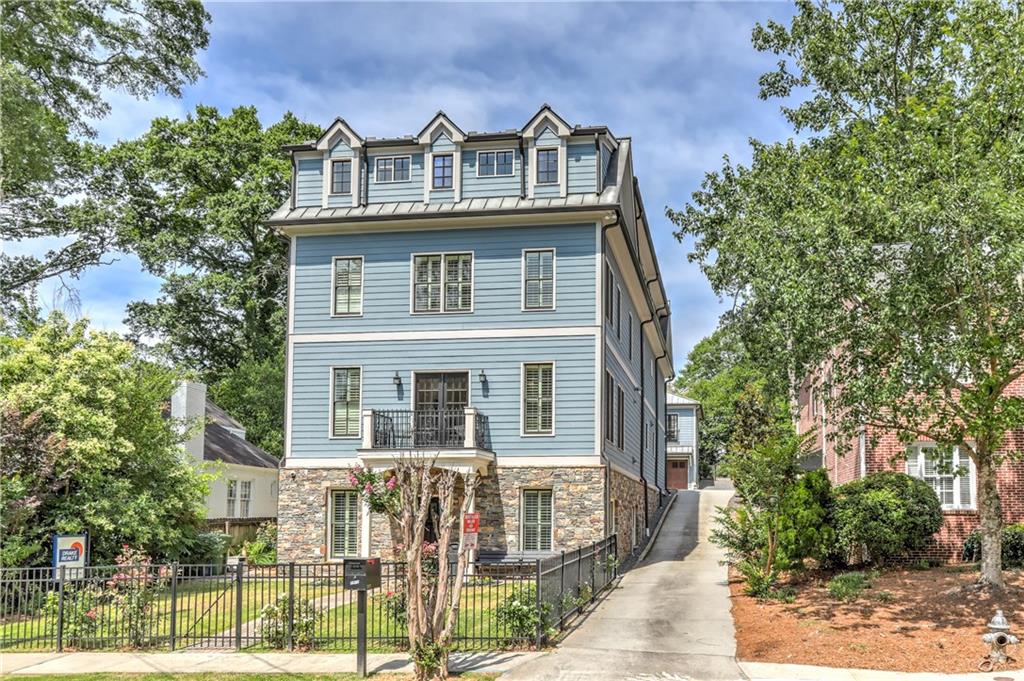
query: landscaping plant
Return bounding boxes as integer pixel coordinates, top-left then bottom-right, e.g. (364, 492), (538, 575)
(495, 584), (552, 643)
(259, 594), (322, 650)
(242, 522), (277, 565)
(826, 572), (873, 603)
(834, 472), (942, 565)
(963, 524), (1024, 567)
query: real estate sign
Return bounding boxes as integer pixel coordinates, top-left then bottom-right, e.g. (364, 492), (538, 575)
(52, 533), (88, 578)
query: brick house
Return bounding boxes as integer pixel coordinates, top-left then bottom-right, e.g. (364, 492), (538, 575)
(797, 374), (1024, 561)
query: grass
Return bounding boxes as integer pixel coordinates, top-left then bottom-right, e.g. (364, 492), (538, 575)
(15, 675), (499, 681)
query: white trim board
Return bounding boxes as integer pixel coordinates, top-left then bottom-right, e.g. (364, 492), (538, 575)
(283, 455), (603, 469)
(291, 326), (598, 344)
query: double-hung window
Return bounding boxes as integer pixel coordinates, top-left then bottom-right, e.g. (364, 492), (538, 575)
(331, 159), (352, 195)
(627, 314), (633, 359)
(523, 249), (554, 310)
(239, 481), (252, 518)
(522, 489), (553, 552)
(330, 490), (358, 558)
(604, 264), (615, 322)
(616, 386), (624, 449)
(522, 363), (554, 435)
(331, 367), (361, 437)
(536, 148), (558, 184)
(666, 414), (679, 442)
(477, 150), (514, 177)
(906, 444), (974, 510)
(226, 480), (237, 517)
(432, 154), (453, 189)
(375, 156), (410, 183)
(414, 253), (473, 313)
(604, 371), (615, 443)
(332, 256), (363, 315)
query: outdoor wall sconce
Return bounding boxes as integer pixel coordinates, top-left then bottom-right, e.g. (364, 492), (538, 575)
(478, 369), (488, 385)
(393, 371), (402, 386)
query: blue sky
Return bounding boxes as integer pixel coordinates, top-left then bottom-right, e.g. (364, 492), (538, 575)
(12, 1), (796, 369)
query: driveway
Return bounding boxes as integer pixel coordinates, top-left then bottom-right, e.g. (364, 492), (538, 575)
(504, 486), (742, 680)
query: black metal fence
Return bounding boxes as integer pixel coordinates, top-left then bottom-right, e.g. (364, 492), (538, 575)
(0, 535), (616, 653)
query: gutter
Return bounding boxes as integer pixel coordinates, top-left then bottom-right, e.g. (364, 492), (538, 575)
(518, 134), (526, 199)
(361, 152), (369, 207)
(601, 220), (616, 538)
(594, 133), (601, 196)
(289, 155), (297, 211)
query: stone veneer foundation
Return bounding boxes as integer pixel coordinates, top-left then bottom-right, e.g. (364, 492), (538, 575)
(608, 468), (661, 558)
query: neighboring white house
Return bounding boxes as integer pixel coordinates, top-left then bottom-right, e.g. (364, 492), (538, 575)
(666, 390), (701, 489)
(170, 381), (279, 521)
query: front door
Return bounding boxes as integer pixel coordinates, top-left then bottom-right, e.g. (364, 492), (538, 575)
(667, 459), (689, 490)
(414, 372), (469, 446)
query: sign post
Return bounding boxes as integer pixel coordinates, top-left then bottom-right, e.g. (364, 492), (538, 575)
(343, 558), (381, 678)
(52, 533), (88, 580)
(463, 512), (480, 569)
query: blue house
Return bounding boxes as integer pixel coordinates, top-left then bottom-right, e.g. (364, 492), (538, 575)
(665, 391), (701, 489)
(269, 106), (674, 561)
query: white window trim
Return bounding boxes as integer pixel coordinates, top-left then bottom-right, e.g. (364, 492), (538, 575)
(239, 480), (252, 518)
(226, 479), (238, 518)
(520, 247), (557, 312)
(329, 158), (353, 196)
(906, 443), (976, 511)
(520, 361), (556, 437)
(328, 365), (362, 440)
(329, 255), (364, 318)
(373, 155), (413, 184)
(520, 488), (554, 552)
(535, 146), (560, 185)
(327, 488), (359, 561)
(408, 251), (475, 315)
(475, 149), (517, 178)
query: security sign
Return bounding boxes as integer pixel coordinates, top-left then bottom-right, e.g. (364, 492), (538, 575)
(463, 513), (480, 534)
(52, 533), (88, 577)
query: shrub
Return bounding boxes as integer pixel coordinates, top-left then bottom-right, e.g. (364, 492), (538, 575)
(778, 469), (838, 568)
(44, 587), (102, 648)
(376, 589), (407, 624)
(179, 531), (229, 569)
(259, 594), (321, 650)
(495, 584), (549, 641)
(827, 572), (872, 602)
(834, 472), (942, 563)
(243, 522), (277, 565)
(962, 523), (1024, 566)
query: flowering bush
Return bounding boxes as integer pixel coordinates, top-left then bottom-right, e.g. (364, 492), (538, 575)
(376, 588), (407, 624)
(348, 465), (399, 514)
(44, 587), (103, 648)
(107, 545), (165, 647)
(259, 594), (322, 649)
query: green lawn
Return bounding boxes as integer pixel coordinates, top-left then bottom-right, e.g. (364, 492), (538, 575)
(16, 675), (498, 681)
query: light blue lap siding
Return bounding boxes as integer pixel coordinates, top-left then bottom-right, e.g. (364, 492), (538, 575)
(431, 134), (456, 153)
(292, 223), (597, 332)
(603, 349), (642, 477)
(462, 148), (522, 198)
(368, 153), (424, 203)
(537, 127), (560, 146)
(669, 406), (696, 447)
(289, 335), (596, 458)
(296, 158), (322, 207)
(567, 143), (596, 194)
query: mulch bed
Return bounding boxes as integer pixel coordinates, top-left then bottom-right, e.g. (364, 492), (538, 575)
(731, 566), (1024, 673)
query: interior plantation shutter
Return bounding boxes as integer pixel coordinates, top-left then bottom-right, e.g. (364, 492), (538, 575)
(334, 258), (363, 315)
(523, 491), (539, 551)
(333, 368), (361, 437)
(414, 255), (442, 312)
(957, 449), (974, 508)
(444, 253), (472, 311)
(331, 490), (358, 558)
(537, 490), (553, 551)
(524, 250), (553, 309)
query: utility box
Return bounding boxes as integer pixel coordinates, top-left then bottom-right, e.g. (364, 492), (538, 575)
(343, 558), (381, 590)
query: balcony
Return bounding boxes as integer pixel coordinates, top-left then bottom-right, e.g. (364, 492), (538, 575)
(358, 407), (494, 475)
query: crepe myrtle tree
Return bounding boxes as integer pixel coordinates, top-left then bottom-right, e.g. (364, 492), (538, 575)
(670, 1), (1024, 589)
(352, 457), (479, 680)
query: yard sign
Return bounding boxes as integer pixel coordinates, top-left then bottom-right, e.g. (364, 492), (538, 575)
(52, 533), (89, 578)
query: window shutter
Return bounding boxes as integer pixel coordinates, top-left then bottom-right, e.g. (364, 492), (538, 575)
(523, 491), (539, 551)
(906, 450), (919, 478)
(538, 490), (553, 551)
(333, 368), (361, 437)
(334, 258), (362, 314)
(332, 491), (358, 558)
(958, 450), (973, 508)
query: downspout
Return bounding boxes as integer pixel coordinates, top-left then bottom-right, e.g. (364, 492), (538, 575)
(594, 133), (601, 195)
(289, 155), (297, 211)
(601, 220), (616, 540)
(518, 135), (526, 199)
(362, 151), (369, 207)
(639, 318), (648, 531)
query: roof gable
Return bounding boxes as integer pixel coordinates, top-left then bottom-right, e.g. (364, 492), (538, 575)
(522, 104), (572, 139)
(417, 111), (466, 145)
(316, 118), (363, 151)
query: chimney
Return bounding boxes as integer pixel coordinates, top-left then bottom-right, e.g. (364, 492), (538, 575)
(171, 380), (207, 462)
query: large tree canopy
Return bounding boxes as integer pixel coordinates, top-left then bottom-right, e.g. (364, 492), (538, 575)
(0, 0), (210, 309)
(670, 0), (1024, 588)
(0, 313), (210, 566)
(111, 106), (319, 456)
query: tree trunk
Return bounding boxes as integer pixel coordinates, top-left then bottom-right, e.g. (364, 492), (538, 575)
(975, 452), (1005, 590)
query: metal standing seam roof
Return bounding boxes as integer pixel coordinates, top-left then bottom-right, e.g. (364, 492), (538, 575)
(666, 391), (700, 406)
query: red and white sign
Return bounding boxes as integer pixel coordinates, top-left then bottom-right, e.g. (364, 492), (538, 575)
(463, 512), (480, 534)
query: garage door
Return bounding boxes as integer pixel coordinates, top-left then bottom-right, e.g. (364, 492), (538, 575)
(667, 459), (689, 489)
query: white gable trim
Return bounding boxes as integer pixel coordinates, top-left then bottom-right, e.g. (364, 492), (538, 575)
(522, 107), (572, 140)
(316, 119), (363, 151)
(417, 112), (466, 145)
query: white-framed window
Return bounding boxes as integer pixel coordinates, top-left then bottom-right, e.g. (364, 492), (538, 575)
(906, 444), (975, 510)
(616, 386), (624, 449)
(239, 481), (252, 518)
(627, 313), (633, 359)
(226, 480), (237, 517)
(522, 489), (553, 552)
(331, 367), (361, 438)
(432, 153), (453, 189)
(604, 371), (615, 443)
(536, 148), (558, 184)
(412, 253), (473, 313)
(332, 256), (363, 316)
(329, 489), (359, 558)
(331, 159), (352, 195)
(522, 249), (554, 310)
(374, 156), (411, 183)
(666, 413), (679, 442)
(522, 362), (554, 435)
(604, 263), (615, 322)
(477, 150), (514, 177)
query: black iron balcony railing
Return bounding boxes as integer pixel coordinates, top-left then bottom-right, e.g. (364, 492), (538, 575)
(371, 408), (489, 450)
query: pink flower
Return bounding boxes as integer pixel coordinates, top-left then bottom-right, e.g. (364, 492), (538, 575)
(86, 609), (97, 620)
(353, 464), (363, 473)
(385, 476), (397, 490)
(347, 473), (359, 486)
(364, 482), (374, 494)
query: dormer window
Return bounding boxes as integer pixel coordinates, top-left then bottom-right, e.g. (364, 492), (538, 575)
(536, 148), (558, 184)
(478, 150), (514, 177)
(375, 156), (410, 183)
(432, 154), (453, 189)
(331, 160), (351, 195)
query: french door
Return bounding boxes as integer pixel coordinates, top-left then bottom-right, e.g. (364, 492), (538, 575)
(414, 372), (469, 446)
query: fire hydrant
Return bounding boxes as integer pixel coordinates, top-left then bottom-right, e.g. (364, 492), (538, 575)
(980, 609), (1018, 672)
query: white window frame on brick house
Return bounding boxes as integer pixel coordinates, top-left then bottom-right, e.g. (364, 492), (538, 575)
(328, 489), (359, 559)
(906, 443), (975, 510)
(521, 488), (553, 552)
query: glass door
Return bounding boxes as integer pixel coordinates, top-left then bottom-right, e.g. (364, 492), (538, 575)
(414, 372), (468, 446)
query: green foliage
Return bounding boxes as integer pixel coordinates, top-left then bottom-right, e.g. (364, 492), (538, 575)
(778, 469), (837, 568)
(376, 589), (407, 624)
(963, 524), (1024, 567)
(834, 473), (943, 564)
(207, 351), (285, 458)
(258, 595), (322, 650)
(0, 313), (210, 566)
(670, 0), (1024, 585)
(348, 465), (400, 515)
(107, 546), (163, 647)
(495, 584), (548, 640)
(44, 587), (102, 648)
(179, 532), (229, 569)
(827, 572), (872, 603)
(1, 0), (210, 307)
(242, 522), (277, 565)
